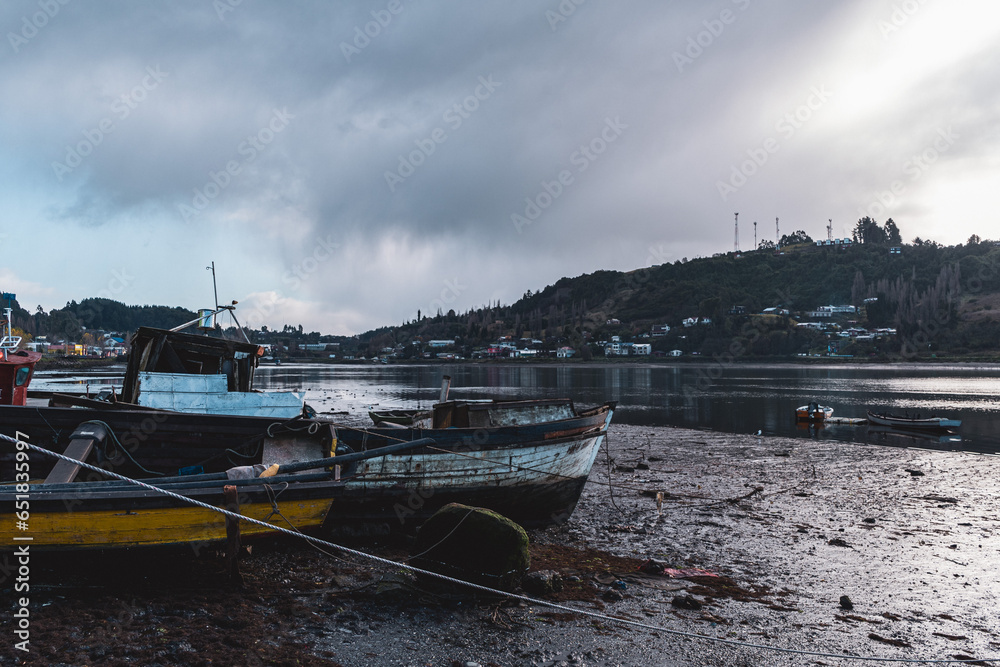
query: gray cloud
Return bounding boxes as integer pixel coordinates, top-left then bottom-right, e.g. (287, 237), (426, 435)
(2, 0), (999, 332)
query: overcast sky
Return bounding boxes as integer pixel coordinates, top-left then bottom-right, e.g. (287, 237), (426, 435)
(2, 1), (998, 334)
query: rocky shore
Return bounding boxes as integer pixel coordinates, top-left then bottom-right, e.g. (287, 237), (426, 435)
(3, 424), (999, 666)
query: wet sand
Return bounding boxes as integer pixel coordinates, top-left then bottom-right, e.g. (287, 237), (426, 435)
(3, 424), (999, 666)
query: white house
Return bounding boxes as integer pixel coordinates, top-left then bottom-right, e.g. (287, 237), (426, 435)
(632, 343), (651, 355)
(669, 349), (683, 357)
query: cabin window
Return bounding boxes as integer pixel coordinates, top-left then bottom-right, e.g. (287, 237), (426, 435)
(14, 367), (30, 386)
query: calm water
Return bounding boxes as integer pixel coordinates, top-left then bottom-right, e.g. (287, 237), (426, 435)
(34, 363), (1000, 454)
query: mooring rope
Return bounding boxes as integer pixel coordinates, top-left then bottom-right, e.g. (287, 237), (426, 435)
(3, 433), (995, 665)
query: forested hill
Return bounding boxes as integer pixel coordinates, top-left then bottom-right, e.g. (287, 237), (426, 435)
(360, 236), (1000, 359)
(9, 298), (198, 340)
(8, 234), (1000, 361)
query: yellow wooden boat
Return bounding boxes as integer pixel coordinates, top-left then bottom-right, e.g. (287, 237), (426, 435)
(0, 435), (432, 550)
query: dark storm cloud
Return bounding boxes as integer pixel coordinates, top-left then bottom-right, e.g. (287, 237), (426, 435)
(3, 1), (999, 331)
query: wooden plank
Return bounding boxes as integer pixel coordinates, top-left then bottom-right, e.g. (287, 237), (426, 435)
(43, 437), (96, 484)
(46, 393), (162, 411)
(224, 485), (243, 584)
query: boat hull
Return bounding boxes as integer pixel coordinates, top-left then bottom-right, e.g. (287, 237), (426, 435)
(866, 411), (961, 431)
(0, 403), (615, 548)
(330, 431), (606, 531)
(0, 405), (336, 481)
(0, 475), (337, 550)
(795, 405), (834, 421)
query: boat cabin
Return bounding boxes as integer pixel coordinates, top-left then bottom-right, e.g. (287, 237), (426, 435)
(121, 327), (304, 417)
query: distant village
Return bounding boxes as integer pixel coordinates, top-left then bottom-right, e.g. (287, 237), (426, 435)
(362, 299), (894, 363)
(19, 291), (897, 366)
(24, 331), (128, 358)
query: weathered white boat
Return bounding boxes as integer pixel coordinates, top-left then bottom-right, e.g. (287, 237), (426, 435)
(866, 410), (961, 431)
(333, 401), (615, 530)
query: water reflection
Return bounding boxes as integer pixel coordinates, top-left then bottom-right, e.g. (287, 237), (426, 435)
(257, 363), (1000, 454)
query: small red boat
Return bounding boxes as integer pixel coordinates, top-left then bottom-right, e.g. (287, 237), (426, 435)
(0, 305), (41, 406)
(795, 402), (833, 422)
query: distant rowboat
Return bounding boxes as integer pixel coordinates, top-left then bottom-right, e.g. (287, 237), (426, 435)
(795, 402), (833, 421)
(866, 411), (961, 431)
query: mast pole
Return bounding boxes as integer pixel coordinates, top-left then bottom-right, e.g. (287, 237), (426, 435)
(207, 261), (219, 309)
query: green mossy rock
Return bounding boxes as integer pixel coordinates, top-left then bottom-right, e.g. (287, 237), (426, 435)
(410, 503), (530, 592)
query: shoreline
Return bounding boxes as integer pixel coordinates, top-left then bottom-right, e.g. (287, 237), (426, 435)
(262, 357), (1000, 370)
(3, 423), (998, 665)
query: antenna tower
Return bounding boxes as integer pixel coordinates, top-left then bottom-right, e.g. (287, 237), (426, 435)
(827, 219), (833, 241)
(734, 212), (740, 252)
(753, 221), (757, 250)
(775, 217), (780, 245)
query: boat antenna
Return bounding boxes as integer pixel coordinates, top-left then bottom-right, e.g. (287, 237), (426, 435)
(206, 261), (219, 309)
(223, 302), (251, 344)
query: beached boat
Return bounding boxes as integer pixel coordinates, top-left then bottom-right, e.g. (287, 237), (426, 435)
(795, 402), (834, 421)
(0, 305), (41, 407)
(335, 400), (615, 530)
(0, 404), (338, 483)
(118, 319), (305, 417)
(0, 435), (430, 550)
(866, 411), (961, 431)
(38, 305), (305, 418)
(0, 400), (614, 547)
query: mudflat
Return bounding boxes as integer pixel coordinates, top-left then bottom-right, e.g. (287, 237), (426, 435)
(3, 424), (998, 666)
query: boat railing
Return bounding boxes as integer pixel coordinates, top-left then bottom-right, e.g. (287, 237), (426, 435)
(1, 307), (21, 352)
(0, 334), (21, 351)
